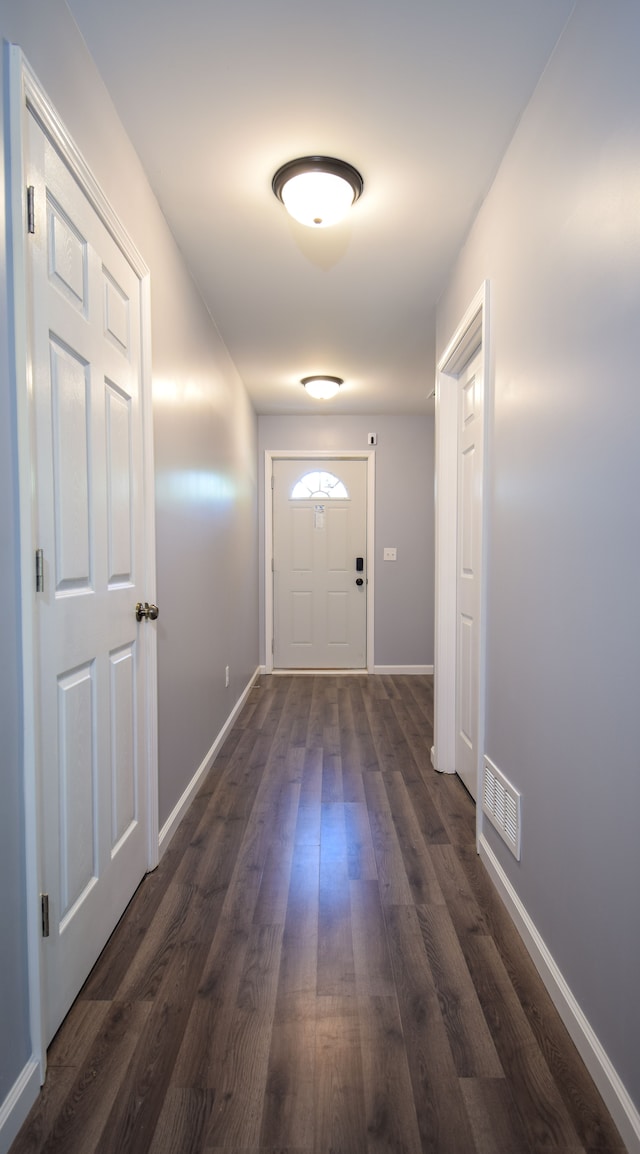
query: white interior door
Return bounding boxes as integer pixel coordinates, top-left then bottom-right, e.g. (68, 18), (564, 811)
(455, 351), (483, 798)
(26, 111), (154, 1042)
(273, 459), (367, 669)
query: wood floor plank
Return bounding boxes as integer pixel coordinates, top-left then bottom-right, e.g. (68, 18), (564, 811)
(171, 914), (252, 1090)
(337, 683), (367, 801)
(305, 678), (326, 751)
(360, 691), (398, 776)
(261, 953), (319, 1145)
(317, 859), (356, 998)
(377, 698), (424, 785)
(382, 771), (446, 905)
(314, 996), (367, 1154)
(114, 881), (197, 1002)
(147, 1087), (216, 1154)
(350, 880), (395, 996)
(460, 1077), (534, 1154)
(401, 773), (449, 845)
(357, 994), (423, 1154)
(299, 746), (323, 806)
(278, 843), (319, 1011)
(287, 677), (314, 750)
(8, 1068), (79, 1154)
(47, 999), (111, 1068)
(253, 782), (301, 926)
(391, 684), (435, 773)
(203, 923), (284, 1148)
(35, 1001), (151, 1154)
(344, 800), (378, 881)
(260, 999), (316, 1149)
(384, 903), (480, 1153)
(462, 933), (585, 1150)
(416, 902), (503, 1077)
(427, 770), (478, 847)
(16, 1007), (113, 1151)
(321, 750), (343, 803)
(362, 772), (414, 905)
(294, 802), (321, 846)
(428, 841), (492, 939)
(346, 680), (381, 774)
(78, 839), (191, 1002)
(319, 799), (348, 864)
(93, 941), (208, 1154)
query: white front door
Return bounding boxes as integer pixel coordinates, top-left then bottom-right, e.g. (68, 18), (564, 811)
(26, 110), (154, 1042)
(455, 351), (483, 798)
(272, 458), (367, 669)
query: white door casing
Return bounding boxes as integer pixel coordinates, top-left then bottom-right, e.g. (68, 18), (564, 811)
(272, 458), (367, 669)
(434, 284), (489, 829)
(9, 51), (157, 1068)
(455, 351), (483, 799)
(265, 451), (375, 673)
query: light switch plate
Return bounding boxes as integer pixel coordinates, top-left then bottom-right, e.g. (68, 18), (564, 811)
(383, 547), (397, 561)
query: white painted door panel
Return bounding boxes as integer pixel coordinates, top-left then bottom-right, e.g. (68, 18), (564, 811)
(456, 352), (483, 799)
(273, 459), (367, 668)
(27, 113), (150, 1042)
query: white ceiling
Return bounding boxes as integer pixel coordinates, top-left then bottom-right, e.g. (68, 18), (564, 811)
(66, 0), (574, 415)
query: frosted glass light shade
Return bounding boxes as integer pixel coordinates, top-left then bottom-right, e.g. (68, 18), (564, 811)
(282, 171), (355, 227)
(301, 376), (343, 400)
(273, 157), (363, 228)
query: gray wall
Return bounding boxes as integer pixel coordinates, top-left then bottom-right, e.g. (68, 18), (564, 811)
(437, 0), (640, 1114)
(258, 415), (434, 669)
(0, 0), (258, 1113)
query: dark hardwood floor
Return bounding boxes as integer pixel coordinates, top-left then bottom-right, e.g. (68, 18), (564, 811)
(12, 674), (626, 1153)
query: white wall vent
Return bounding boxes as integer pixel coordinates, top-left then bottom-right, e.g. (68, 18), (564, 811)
(482, 756), (521, 860)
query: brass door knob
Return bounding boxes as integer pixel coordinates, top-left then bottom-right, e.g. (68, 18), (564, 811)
(136, 601), (159, 622)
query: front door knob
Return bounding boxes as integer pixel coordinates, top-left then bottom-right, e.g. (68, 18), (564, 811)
(136, 601), (159, 622)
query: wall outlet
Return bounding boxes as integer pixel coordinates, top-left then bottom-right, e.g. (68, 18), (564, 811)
(368, 432), (377, 446)
(383, 547), (397, 561)
(225, 665), (230, 688)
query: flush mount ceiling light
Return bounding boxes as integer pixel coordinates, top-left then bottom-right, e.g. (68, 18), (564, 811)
(272, 156), (363, 227)
(301, 375), (343, 400)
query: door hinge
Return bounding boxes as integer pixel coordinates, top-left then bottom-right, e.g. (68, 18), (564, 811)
(27, 185), (35, 234)
(41, 893), (50, 938)
(35, 548), (44, 593)
(271, 475), (274, 489)
(271, 557), (274, 572)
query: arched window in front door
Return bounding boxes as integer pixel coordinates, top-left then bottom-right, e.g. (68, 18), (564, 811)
(290, 470), (349, 500)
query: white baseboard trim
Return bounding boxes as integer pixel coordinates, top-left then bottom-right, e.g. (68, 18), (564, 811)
(260, 665), (434, 677)
(271, 668), (368, 676)
(158, 666), (260, 858)
(0, 1059), (40, 1154)
(479, 834), (640, 1154)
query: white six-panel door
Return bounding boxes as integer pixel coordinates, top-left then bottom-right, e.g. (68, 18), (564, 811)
(273, 458), (367, 669)
(455, 350), (483, 798)
(27, 111), (151, 1042)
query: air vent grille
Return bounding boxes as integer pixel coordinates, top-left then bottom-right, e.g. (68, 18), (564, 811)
(482, 756), (521, 860)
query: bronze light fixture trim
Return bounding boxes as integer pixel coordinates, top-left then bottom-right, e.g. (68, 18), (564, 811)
(301, 375), (344, 400)
(272, 156), (364, 227)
